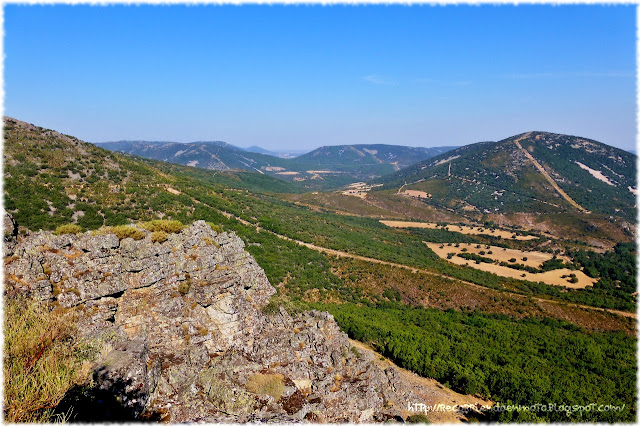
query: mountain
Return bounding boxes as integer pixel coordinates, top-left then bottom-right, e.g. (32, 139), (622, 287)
(4, 118), (636, 423)
(98, 140), (288, 174)
(242, 146), (310, 159)
(375, 131), (636, 241)
(293, 144), (455, 170)
(96, 140), (456, 190)
(242, 145), (278, 155)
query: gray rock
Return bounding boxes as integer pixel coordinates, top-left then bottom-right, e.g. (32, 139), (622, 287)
(4, 221), (429, 422)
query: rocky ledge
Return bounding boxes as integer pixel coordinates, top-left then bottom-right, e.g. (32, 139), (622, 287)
(4, 217), (482, 422)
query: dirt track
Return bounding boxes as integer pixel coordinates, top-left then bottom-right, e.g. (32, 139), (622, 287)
(514, 134), (589, 213)
(186, 191), (636, 320)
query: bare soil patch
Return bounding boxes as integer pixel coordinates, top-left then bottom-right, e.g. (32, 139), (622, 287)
(425, 242), (595, 289)
(165, 187), (181, 195)
(399, 190), (431, 199)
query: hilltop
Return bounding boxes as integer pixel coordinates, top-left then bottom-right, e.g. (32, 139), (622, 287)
(372, 131), (636, 244)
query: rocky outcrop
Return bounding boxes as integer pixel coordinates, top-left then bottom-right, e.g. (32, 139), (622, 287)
(4, 217), (479, 422)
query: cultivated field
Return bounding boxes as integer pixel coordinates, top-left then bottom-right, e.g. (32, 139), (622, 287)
(381, 220), (539, 240)
(425, 242), (595, 289)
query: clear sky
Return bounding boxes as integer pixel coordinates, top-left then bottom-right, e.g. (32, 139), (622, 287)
(4, 4), (637, 151)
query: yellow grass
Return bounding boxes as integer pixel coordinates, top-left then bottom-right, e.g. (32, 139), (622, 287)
(381, 220), (538, 241)
(399, 190), (431, 199)
(245, 373), (284, 401)
(55, 224), (83, 235)
(425, 242), (595, 289)
(140, 219), (185, 233)
(4, 298), (97, 422)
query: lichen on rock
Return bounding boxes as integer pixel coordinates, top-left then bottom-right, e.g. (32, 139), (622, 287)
(4, 216), (439, 422)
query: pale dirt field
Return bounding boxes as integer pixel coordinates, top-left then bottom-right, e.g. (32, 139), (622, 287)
(425, 242), (595, 289)
(275, 171), (300, 175)
(349, 339), (492, 423)
(341, 190), (367, 199)
(399, 190), (431, 198)
(264, 166), (286, 172)
(165, 187), (181, 195)
(381, 220), (538, 241)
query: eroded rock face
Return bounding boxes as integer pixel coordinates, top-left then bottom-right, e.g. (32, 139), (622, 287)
(4, 220), (428, 422)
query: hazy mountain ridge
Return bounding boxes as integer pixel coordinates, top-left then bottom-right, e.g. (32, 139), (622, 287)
(98, 140), (287, 174)
(97, 140), (456, 190)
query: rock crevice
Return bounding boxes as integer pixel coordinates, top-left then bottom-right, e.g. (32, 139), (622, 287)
(4, 217), (465, 422)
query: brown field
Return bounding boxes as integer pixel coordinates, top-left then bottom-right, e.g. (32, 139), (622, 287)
(399, 190), (431, 199)
(425, 242), (595, 289)
(381, 220), (538, 240)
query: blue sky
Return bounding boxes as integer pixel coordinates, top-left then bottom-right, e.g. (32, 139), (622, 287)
(4, 4), (637, 151)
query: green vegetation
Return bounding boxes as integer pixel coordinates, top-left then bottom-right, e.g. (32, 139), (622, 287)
(570, 243), (636, 293)
(457, 252), (494, 264)
(5, 119), (637, 423)
(320, 301), (636, 422)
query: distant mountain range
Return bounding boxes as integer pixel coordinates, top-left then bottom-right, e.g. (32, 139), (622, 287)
(96, 140), (456, 190)
(241, 146), (308, 158)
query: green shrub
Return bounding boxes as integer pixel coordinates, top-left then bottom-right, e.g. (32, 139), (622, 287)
(406, 414), (430, 423)
(178, 280), (191, 295)
(151, 231), (168, 243)
(93, 225), (145, 240)
(109, 225), (145, 241)
(206, 222), (223, 233)
(55, 224), (83, 235)
(141, 220), (185, 234)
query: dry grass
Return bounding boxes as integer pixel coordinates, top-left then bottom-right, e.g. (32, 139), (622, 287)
(245, 373), (284, 401)
(150, 230), (168, 243)
(425, 242), (595, 289)
(54, 224), (83, 235)
(93, 225), (145, 240)
(140, 220), (185, 234)
(4, 297), (97, 422)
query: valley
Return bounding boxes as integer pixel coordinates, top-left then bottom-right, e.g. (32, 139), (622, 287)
(3, 117), (637, 423)
(97, 140), (456, 191)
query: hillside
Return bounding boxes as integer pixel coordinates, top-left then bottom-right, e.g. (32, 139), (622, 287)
(98, 140), (289, 174)
(374, 131), (637, 244)
(6, 218), (493, 422)
(97, 140), (455, 190)
(4, 117), (636, 422)
(290, 143), (455, 173)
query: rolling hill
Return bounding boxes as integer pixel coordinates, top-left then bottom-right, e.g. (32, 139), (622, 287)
(374, 131), (637, 243)
(97, 140), (456, 190)
(4, 117), (636, 422)
(97, 140), (289, 174)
